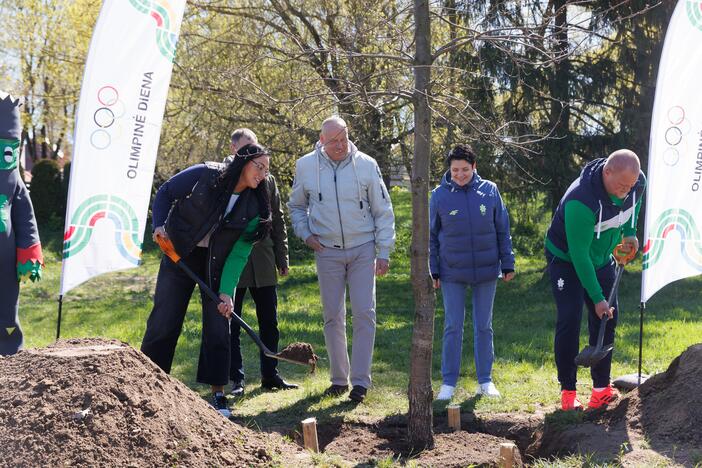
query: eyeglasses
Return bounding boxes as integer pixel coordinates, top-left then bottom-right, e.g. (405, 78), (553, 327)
(250, 159), (269, 176)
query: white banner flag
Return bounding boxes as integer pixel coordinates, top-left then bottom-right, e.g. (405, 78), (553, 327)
(641, 0), (702, 302)
(60, 0), (186, 294)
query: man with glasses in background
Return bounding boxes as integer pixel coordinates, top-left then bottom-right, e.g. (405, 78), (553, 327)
(288, 116), (395, 403)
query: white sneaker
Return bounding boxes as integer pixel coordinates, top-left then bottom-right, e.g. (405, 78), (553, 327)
(477, 382), (501, 398)
(435, 384), (455, 401)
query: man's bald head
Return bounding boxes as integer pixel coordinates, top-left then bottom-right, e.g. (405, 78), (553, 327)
(321, 116), (347, 134)
(602, 149), (641, 198)
(319, 116), (349, 161)
(604, 149), (640, 174)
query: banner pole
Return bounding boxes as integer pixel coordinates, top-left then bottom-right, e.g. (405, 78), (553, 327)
(56, 295), (63, 340)
(638, 301), (645, 386)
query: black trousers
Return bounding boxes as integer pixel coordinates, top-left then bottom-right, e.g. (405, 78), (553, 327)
(141, 247), (230, 386)
(230, 285), (279, 382)
(547, 254), (618, 390)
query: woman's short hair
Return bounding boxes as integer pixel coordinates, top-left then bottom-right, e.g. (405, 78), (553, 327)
(446, 144), (476, 166)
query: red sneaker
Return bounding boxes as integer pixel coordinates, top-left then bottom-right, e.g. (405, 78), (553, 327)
(561, 390), (582, 411)
(588, 385), (620, 409)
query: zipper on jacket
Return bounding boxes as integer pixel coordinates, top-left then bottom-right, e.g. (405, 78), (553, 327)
(207, 228), (215, 288)
(207, 210), (225, 289)
(466, 189), (476, 284)
(332, 167), (346, 248)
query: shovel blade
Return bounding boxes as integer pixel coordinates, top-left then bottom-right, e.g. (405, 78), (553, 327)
(574, 344), (614, 368)
(574, 345), (597, 367)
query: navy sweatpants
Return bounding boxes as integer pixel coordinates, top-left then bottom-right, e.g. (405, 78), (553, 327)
(141, 247), (231, 386)
(547, 254), (618, 390)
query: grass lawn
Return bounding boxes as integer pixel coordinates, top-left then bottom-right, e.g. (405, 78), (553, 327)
(18, 188), (702, 453)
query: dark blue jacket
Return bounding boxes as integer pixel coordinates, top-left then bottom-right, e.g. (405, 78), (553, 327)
(429, 171), (515, 284)
(152, 162), (260, 292)
(545, 158), (646, 265)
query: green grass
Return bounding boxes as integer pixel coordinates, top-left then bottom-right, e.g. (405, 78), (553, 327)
(18, 188), (702, 436)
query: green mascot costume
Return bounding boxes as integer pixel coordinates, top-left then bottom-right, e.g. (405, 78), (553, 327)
(0, 91), (43, 355)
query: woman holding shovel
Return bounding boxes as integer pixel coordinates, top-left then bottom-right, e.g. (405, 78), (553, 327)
(141, 143), (271, 417)
(429, 144), (516, 401)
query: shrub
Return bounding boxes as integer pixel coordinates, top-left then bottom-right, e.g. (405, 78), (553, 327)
(30, 159), (64, 229)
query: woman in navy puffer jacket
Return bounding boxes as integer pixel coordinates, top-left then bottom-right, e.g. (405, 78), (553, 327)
(429, 144), (516, 401)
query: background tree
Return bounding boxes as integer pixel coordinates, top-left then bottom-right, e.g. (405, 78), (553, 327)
(0, 0), (97, 164)
(407, 0), (435, 449)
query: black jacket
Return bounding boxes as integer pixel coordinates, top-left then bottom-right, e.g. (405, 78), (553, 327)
(161, 162), (260, 292)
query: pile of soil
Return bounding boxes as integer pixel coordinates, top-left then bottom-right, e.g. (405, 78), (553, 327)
(303, 415), (524, 467)
(531, 343), (702, 465)
(0, 338), (306, 467)
(5, 338), (701, 466)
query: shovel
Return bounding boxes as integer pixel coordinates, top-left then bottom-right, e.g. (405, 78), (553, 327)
(574, 244), (636, 368)
(155, 235), (317, 369)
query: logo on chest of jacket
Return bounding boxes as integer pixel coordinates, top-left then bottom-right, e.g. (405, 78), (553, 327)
(449, 209), (458, 216)
(557, 277), (565, 291)
(480, 204), (487, 216)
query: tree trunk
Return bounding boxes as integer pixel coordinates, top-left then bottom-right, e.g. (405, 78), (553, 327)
(545, 0), (573, 213)
(407, 0), (435, 451)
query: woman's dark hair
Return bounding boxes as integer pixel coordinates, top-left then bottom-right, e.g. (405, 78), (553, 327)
(446, 144), (477, 167)
(219, 143), (272, 242)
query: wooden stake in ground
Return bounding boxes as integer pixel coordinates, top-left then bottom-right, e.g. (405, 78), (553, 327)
(447, 405), (461, 431)
(499, 442), (517, 468)
(301, 417), (319, 452)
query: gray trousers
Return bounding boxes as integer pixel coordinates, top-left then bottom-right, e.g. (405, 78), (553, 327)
(315, 241), (376, 388)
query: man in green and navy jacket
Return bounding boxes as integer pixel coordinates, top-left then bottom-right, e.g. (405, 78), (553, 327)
(545, 149), (645, 411)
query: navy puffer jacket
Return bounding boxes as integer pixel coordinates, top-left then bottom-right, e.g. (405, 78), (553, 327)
(429, 171), (515, 284)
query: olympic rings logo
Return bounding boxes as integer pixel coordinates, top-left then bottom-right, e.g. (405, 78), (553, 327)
(90, 85), (125, 150)
(661, 105), (690, 167)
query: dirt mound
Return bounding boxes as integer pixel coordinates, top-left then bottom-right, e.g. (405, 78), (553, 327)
(532, 343), (702, 465)
(306, 416), (523, 467)
(624, 343), (702, 446)
(0, 338), (306, 467)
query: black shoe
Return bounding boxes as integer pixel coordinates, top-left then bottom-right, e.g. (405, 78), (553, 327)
(349, 385), (367, 403)
(323, 384), (349, 397)
(261, 375), (299, 390)
(210, 391), (231, 417)
(229, 380), (245, 397)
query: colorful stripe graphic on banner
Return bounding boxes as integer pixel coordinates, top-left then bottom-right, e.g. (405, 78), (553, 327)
(642, 208), (702, 270)
(686, 0), (702, 30)
(129, 0), (179, 61)
(63, 195), (142, 265)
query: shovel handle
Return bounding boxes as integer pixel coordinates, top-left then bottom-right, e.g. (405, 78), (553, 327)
(155, 233), (282, 359)
(154, 234), (181, 263)
(613, 243), (636, 266)
(595, 247), (630, 351)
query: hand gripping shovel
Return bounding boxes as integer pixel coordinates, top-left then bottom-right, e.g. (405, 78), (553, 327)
(574, 244), (636, 368)
(155, 235), (318, 369)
